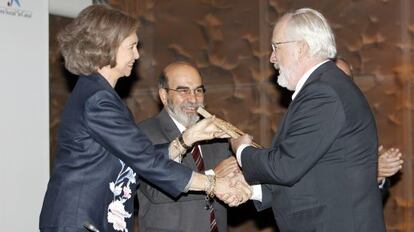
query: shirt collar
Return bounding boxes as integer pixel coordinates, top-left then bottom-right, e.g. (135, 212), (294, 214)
(168, 112), (187, 133)
(291, 60), (329, 100)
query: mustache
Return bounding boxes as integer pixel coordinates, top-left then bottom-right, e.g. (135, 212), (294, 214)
(180, 102), (205, 109)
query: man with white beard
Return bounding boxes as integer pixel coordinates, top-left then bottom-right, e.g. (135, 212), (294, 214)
(137, 61), (244, 232)
(230, 8), (386, 232)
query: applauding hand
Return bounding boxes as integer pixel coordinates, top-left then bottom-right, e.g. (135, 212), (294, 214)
(377, 146), (403, 183)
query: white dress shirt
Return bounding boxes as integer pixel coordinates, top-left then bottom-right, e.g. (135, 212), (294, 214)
(169, 115), (215, 175)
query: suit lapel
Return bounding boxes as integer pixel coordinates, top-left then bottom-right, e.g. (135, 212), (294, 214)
(91, 74), (137, 119)
(291, 60), (336, 103)
(199, 143), (215, 170)
(94, 73), (124, 102)
(271, 113), (288, 146)
(156, 109), (181, 141)
(271, 61), (336, 146)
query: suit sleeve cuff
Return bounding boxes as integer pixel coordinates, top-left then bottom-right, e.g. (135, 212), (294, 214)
(250, 184), (262, 202)
(236, 144), (251, 167)
(378, 178), (386, 189)
(205, 169), (215, 176)
(184, 171), (196, 192)
(173, 156), (182, 163)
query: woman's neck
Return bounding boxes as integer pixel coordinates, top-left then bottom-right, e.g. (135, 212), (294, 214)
(97, 66), (119, 88)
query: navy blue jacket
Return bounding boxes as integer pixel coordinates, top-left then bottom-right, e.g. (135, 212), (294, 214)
(242, 61), (385, 232)
(40, 74), (192, 232)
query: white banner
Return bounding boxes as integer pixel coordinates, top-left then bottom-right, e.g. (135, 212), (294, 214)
(0, 0), (49, 231)
(49, 0), (92, 18)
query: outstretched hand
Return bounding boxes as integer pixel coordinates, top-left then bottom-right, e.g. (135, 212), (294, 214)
(230, 134), (253, 153)
(214, 156), (240, 178)
(183, 117), (230, 146)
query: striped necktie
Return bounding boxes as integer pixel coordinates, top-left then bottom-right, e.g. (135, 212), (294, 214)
(192, 145), (219, 232)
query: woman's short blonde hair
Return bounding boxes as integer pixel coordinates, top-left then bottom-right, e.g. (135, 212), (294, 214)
(58, 4), (138, 75)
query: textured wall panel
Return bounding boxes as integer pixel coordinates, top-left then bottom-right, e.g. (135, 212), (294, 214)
(49, 0), (413, 231)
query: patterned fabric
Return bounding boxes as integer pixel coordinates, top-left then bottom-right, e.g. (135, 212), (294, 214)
(107, 160), (136, 232)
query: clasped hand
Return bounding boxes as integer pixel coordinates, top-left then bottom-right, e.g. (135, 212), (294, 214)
(213, 156), (251, 207)
(377, 146), (403, 182)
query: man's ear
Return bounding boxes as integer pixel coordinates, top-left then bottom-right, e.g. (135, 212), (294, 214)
(298, 40), (309, 59)
(159, 88), (168, 106)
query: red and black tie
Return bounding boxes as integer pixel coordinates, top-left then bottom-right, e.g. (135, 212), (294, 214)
(191, 145), (219, 232)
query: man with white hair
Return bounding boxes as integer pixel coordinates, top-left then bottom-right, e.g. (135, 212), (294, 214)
(231, 8), (386, 232)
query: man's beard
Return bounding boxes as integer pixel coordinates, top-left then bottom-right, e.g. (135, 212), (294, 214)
(166, 99), (204, 127)
(277, 64), (294, 90)
(275, 60), (298, 91)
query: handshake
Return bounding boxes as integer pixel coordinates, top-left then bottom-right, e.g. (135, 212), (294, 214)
(175, 108), (256, 207)
(209, 156), (252, 207)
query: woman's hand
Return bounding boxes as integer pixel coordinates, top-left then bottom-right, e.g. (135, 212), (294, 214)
(182, 117), (230, 146)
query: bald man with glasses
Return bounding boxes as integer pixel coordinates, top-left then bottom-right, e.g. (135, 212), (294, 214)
(136, 61), (247, 232)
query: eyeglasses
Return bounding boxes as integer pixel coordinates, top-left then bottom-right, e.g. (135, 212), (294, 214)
(165, 86), (206, 96)
(271, 41), (299, 52)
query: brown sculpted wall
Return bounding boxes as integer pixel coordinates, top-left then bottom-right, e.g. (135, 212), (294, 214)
(50, 0), (413, 231)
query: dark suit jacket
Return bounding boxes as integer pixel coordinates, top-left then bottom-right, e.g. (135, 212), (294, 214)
(40, 74), (193, 232)
(379, 177), (391, 203)
(137, 109), (230, 232)
(241, 61), (385, 232)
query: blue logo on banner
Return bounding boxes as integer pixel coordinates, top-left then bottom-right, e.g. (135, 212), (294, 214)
(1, 0), (31, 18)
(7, 0), (21, 7)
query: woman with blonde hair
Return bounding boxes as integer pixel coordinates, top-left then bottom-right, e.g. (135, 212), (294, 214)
(40, 5), (249, 232)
